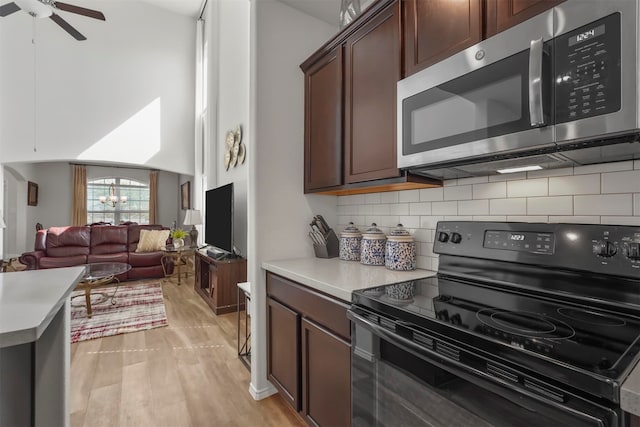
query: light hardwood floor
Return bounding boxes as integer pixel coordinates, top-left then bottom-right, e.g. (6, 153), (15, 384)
(70, 274), (305, 427)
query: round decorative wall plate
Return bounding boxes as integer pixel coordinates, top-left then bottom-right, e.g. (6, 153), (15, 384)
(224, 147), (231, 170)
(235, 125), (242, 144)
(230, 144), (238, 168)
(238, 143), (246, 164)
(225, 130), (235, 148)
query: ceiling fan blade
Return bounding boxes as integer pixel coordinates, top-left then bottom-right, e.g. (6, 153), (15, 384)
(0, 2), (20, 17)
(52, 1), (105, 20)
(49, 13), (86, 40)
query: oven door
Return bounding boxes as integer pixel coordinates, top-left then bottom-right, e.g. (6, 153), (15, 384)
(348, 307), (623, 427)
(397, 10), (554, 171)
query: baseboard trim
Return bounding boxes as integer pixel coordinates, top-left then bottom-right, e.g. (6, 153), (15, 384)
(249, 381), (277, 401)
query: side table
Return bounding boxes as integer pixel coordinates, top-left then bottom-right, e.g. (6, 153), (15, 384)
(161, 247), (195, 285)
(237, 281), (251, 370)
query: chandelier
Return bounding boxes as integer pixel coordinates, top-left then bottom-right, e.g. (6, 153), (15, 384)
(99, 183), (127, 207)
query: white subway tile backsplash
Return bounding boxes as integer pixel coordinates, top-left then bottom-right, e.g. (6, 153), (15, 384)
(399, 189), (420, 202)
(338, 205), (358, 215)
(490, 198), (527, 215)
(410, 202), (432, 216)
(602, 170), (640, 194)
(380, 191), (399, 203)
(473, 182), (507, 199)
(527, 167), (573, 178)
(432, 257), (440, 271)
(601, 216), (640, 226)
(358, 204), (374, 215)
(399, 216), (420, 228)
(420, 217), (443, 230)
(444, 216), (474, 221)
(444, 185), (472, 201)
(417, 256), (431, 270)
(420, 187), (444, 201)
(389, 203), (410, 216)
(413, 228), (434, 242)
(507, 178), (548, 197)
(549, 174), (600, 196)
(351, 216), (365, 226)
(365, 193), (381, 204)
(489, 172), (527, 181)
(574, 161), (633, 175)
(432, 201), (458, 215)
(457, 176), (489, 185)
(635, 194), (640, 216)
(339, 194), (365, 205)
(635, 160), (640, 170)
(527, 196), (573, 215)
(372, 204), (391, 215)
(507, 216), (549, 223)
(549, 216), (600, 224)
(443, 179), (458, 187)
(459, 200), (489, 216)
(421, 242), (435, 257)
(574, 194), (633, 216)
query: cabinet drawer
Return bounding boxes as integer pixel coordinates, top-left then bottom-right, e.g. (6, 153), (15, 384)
(266, 272), (350, 341)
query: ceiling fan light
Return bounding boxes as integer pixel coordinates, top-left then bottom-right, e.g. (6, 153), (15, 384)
(15, 0), (52, 18)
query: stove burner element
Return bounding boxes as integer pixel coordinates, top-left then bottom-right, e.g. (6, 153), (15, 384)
(476, 309), (575, 340)
(557, 307), (627, 326)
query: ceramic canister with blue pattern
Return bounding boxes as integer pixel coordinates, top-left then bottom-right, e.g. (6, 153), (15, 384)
(339, 222), (362, 261)
(360, 223), (386, 266)
(385, 224), (416, 271)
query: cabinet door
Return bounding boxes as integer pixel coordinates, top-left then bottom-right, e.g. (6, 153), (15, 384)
(304, 48), (343, 193)
(301, 318), (351, 427)
(344, 1), (401, 184)
(485, 0), (563, 38)
(267, 297), (301, 411)
(403, 0), (481, 77)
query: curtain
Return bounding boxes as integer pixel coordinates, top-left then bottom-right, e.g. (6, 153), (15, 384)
(71, 165), (87, 226)
(149, 170), (158, 224)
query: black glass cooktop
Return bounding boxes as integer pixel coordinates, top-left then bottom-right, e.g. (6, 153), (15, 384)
(353, 276), (640, 385)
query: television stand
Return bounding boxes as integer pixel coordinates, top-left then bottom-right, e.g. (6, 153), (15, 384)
(195, 250), (247, 315)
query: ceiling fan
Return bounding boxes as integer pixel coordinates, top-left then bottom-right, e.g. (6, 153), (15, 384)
(0, 0), (105, 40)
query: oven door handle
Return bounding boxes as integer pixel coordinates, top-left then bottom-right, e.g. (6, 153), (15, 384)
(528, 37), (545, 127)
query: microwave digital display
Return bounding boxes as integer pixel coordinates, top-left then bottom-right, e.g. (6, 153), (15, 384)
(569, 24), (606, 47)
(555, 13), (621, 124)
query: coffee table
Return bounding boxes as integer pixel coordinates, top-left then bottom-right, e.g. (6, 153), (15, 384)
(73, 262), (132, 318)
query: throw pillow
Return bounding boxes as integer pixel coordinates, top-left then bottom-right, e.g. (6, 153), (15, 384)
(136, 229), (170, 253)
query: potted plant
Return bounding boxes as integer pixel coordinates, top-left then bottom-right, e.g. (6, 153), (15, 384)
(172, 228), (187, 248)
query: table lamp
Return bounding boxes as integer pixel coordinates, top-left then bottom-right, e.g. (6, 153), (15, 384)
(183, 209), (202, 248)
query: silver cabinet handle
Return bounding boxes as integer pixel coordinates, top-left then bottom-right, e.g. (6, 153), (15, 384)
(529, 38), (545, 127)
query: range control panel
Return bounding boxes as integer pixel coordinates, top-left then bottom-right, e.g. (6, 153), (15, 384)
(434, 222), (640, 278)
(554, 13), (621, 124)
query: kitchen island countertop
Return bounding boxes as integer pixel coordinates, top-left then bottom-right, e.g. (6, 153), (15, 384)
(262, 257), (436, 302)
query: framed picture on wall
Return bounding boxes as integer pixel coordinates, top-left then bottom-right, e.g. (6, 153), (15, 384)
(27, 181), (38, 206)
(181, 181), (191, 210)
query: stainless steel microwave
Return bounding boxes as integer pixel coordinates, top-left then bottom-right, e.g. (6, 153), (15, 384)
(398, 0), (640, 179)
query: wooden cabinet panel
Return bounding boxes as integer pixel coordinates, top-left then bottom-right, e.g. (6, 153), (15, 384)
(194, 252), (246, 315)
(485, 0), (563, 38)
(267, 297), (301, 411)
(304, 48), (343, 192)
(344, 1), (401, 184)
(403, 0), (482, 76)
(301, 318), (351, 427)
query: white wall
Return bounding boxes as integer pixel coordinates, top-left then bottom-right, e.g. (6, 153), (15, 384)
(337, 160), (640, 271)
(248, 0), (338, 399)
(0, 0), (196, 175)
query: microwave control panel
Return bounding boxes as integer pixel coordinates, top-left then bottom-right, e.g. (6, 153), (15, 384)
(554, 13), (621, 124)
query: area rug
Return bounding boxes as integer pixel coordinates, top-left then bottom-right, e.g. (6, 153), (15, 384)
(70, 282), (168, 343)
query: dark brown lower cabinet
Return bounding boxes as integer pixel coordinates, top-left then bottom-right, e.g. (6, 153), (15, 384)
(267, 297), (300, 410)
(266, 272), (351, 427)
(301, 318), (351, 427)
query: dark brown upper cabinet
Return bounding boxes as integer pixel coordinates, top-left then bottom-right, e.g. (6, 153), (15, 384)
(403, 0), (482, 77)
(485, 0), (564, 38)
(344, 1), (401, 184)
(303, 48), (343, 193)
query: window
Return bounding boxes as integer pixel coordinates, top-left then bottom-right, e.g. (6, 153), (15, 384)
(87, 178), (150, 225)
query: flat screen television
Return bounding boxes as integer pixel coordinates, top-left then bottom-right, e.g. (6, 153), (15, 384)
(205, 183), (234, 258)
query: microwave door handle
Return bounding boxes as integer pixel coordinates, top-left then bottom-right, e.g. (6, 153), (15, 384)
(528, 37), (545, 127)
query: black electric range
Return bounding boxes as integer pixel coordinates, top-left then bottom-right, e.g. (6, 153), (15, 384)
(350, 222), (640, 426)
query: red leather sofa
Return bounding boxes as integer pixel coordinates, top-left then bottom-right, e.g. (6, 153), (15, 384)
(19, 224), (171, 280)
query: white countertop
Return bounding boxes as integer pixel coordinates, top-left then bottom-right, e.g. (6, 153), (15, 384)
(262, 257), (436, 301)
(0, 266), (86, 348)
